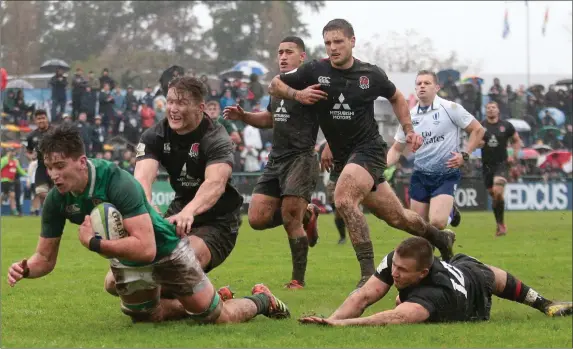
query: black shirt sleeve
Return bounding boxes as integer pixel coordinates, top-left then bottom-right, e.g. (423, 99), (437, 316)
(373, 66), (397, 99)
(278, 61), (317, 91)
(135, 127), (162, 162)
(374, 251), (395, 286)
(505, 121), (516, 138)
(403, 286), (449, 318)
(204, 126), (234, 167)
(266, 100), (272, 112)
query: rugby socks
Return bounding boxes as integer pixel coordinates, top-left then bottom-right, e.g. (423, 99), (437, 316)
(353, 241), (375, 278)
(289, 237), (309, 284)
(499, 273), (551, 312)
(493, 199), (505, 224)
(335, 216), (346, 239)
(245, 294), (271, 315)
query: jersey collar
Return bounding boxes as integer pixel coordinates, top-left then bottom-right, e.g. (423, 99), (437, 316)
(415, 96), (441, 114)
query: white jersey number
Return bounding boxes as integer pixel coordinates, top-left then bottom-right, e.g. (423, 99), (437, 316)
(441, 261), (468, 298)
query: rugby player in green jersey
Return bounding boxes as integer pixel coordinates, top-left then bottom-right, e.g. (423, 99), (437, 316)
(7, 124), (289, 324)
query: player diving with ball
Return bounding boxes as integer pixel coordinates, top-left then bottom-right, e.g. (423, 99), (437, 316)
(7, 124), (290, 324)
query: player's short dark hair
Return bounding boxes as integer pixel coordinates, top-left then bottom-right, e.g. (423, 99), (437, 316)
(39, 124), (85, 160)
(395, 237), (434, 271)
(281, 36), (305, 52)
(34, 109), (47, 118)
(168, 76), (207, 104)
(322, 19), (354, 38)
(417, 70), (439, 85)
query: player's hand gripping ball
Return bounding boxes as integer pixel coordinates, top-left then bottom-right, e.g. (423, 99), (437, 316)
(90, 203), (128, 241)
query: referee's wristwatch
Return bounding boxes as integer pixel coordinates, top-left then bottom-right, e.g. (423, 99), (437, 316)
(461, 151), (469, 162)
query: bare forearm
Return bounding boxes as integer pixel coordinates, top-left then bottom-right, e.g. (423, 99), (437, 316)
(25, 253), (56, 279)
(329, 293), (370, 320)
(268, 76), (298, 100)
(100, 237), (155, 263)
(338, 310), (408, 326)
(184, 180), (226, 216)
(243, 111), (273, 129)
(464, 128), (485, 154)
(390, 96), (413, 134)
(387, 145), (404, 167)
(135, 177), (154, 204)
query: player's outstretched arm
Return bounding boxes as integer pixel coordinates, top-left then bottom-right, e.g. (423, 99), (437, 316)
(7, 237), (61, 286)
(387, 141), (407, 167)
(224, 105), (273, 129)
(331, 302), (430, 326)
(183, 163), (231, 217)
(328, 276), (390, 320)
(510, 131), (522, 161)
(134, 158), (160, 206)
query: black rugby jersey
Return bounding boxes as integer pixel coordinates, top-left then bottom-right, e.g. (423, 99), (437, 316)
(481, 119), (516, 165)
(279, 58), (396, 160)
(136, 116), (243, 220)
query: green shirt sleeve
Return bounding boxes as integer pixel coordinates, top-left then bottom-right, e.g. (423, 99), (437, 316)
(217, 116), (238, 134)
(15, 160), (27, 176)
(0, 156), (8, 169)
(106, 167), (148, 219)
(40, 190), (66, 238)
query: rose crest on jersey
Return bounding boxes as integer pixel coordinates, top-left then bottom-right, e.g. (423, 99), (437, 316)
(359, 76), (370, 90)
(189, 143), (200, 158)
(500, 126), (505, 132)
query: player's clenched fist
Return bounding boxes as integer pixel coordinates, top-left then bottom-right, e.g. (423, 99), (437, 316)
(7, 259), (29, 287)
(294, 84), (328, 105)
(406, 131), (423, 152)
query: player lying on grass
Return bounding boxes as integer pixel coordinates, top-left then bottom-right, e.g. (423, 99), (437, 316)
(300, 236), (572, 326)
(7, 124), (290, 324)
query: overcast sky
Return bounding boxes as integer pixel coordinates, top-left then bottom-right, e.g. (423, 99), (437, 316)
(300, 1), (572, 75)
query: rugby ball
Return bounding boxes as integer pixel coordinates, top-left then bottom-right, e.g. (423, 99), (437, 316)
(90, 203), (128, 240)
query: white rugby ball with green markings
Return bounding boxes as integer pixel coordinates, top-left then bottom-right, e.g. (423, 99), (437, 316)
(90, 203), (128, 240)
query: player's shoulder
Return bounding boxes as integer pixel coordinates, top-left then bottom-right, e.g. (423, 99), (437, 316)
(376, 250), (395, 273)
(90, 158), (121, 177)
(435, 96), (460, 111)
(141, 118), (168, 141)
(355, 59), (389, 77)
(202, 116), (231, 144)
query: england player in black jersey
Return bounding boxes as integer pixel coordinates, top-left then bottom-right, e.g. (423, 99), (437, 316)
(26, 110), (53, 206)
(104, 77), (243, 298)
(299, 236), (573, 326)
(481, 101), (522, 236)
(224, 37), (321, 289)
(268, 18), (455, 288)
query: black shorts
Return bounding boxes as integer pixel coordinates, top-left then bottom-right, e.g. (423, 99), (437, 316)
(450, 254), (496, 321)
(482, 162), (508, 189)
(164, 198), (241, 273)
(1, 181), (14, 195)
(34, 167), (53, 192)
(253, 151), (319, 202)
(333, 137), (387, 191)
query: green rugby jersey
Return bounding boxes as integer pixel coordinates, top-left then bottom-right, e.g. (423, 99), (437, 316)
(41, 158), (179, 266)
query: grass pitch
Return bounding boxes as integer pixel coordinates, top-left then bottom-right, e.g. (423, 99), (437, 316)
(2, 211), (572, 348)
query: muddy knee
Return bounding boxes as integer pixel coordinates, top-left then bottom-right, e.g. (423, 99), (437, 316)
(104, 270), (119, 297)
(247, 211), (269, 230)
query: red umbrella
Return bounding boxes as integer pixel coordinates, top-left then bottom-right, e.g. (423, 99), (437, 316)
(0, 68), (7, 91)
(537, 150), (572, 169)
(519, 148), (539, 160)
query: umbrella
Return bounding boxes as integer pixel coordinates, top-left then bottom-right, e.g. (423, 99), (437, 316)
(538, 107), (566, 125)
(536, 126), (562, 139)
(156, 65), (185, 97)
(506, 118), (531, 132)
(227, 60), (269, 77)
(536, 150), (572, 169)
(517, 148), (539, 160)
(461, 76), (484, 85)
(555, 78), (572, 87)
(532, 144), (553, 152)
(470, 148), (482, 159)
(40, 59), (70, 73)
(437, 69), (460, 83)
(6, 79), (33, 89)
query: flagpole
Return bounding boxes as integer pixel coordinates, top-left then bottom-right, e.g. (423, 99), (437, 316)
(525, 0), (531, 87)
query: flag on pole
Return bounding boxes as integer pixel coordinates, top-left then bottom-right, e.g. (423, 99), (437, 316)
(542, 7), (549, 36)
(502, 9), (510, 39)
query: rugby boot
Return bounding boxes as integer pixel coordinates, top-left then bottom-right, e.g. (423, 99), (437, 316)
(217, 286), (235, 301)
(284, 280), (304, 289)
(437, 229), (456, 262)
(544, 302), (573, 317)
(450, 204), (461, 227)
(305, 204), (320, 247)
(495, 223), (507, 237)
(251, 283), (290, 319)
(338, 237), (347, 245)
